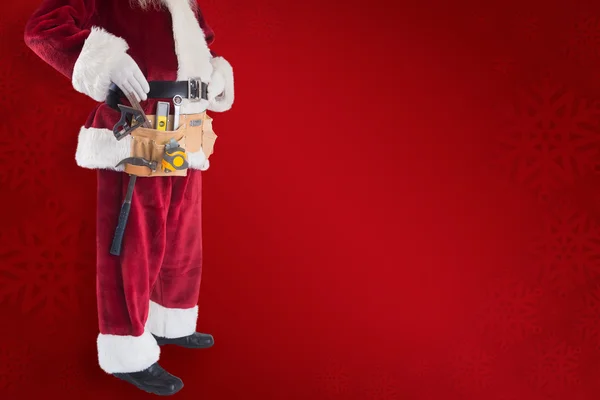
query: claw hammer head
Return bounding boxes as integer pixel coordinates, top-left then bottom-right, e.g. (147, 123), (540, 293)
(115, 157), (158, 172)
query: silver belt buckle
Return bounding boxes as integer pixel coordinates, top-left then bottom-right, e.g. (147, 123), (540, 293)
(188, 78), (202, 102)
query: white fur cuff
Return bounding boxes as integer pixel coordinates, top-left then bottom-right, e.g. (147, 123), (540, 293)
(146, 301), (199, 339)
(72, 27), (129, 102)
(208, 56), (234, 112)
(97, 330), (160, 373)
(187, 149), (210, 171)
(75, 126), (209, 171)
(75, 127), (130, 171)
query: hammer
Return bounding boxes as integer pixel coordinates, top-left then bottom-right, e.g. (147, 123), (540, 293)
(109, 157), (158, 256)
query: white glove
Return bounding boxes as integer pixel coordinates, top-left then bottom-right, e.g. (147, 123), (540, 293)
(207, 57), (234, 112)
(207, 69), (226, 103)
(110, 53), (150, 102)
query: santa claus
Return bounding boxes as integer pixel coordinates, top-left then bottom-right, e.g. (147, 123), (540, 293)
(24, 0), (234, 395)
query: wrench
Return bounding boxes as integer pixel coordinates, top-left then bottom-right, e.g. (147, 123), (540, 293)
(173, 95), (182, 130)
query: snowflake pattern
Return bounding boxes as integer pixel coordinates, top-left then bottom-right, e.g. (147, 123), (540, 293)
(0, 122), (70, 193)
(527, 204), (600, 293)
(492, 57), (517, 77)
(511, 12), (541, 43)
(412, 357), (435, 380)
(572, 347), (600, 400)
(0, 57), (26, 104)
(53, 359), (95, 395)
(574, 282), (600, 348)
(552, 171), (600, 232)
(49, 84), (90, 125)
(0, 200), (90, 320)
(361, 369), (399, 400)
(317, 359), (351, 398)
(408, 353), (463, 398)
(524, 335), (582, 396)
(449, 344), (496, 395)
(475, 279), (543, 350)
(493, 80), (600, 197)
(0, 343), (32, 391)
(566, 15), (600, 67)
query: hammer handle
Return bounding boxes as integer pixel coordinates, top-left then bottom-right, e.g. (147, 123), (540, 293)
(110, 175), (137, 256)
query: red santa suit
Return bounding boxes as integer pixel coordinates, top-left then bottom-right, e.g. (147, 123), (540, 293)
(24, 0), (234, 386)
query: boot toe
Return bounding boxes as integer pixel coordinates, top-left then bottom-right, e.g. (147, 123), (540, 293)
(194, 333), (214, 347)
(157, 379), (184, 396)
(112, 363), (184, 396)
(154, 332), (215, 348)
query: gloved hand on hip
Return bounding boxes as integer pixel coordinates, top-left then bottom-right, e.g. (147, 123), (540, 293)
(207, 68), (225, 103)
(206, 56), (234, 112)
(110, 54), (150, 102)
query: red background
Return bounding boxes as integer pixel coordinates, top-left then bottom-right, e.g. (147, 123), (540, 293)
(2, 0), (600, 399)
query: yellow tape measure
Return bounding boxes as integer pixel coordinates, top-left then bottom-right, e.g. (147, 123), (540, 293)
(162, 139), (189, 173)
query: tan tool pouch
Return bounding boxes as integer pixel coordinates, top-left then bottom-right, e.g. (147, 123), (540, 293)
(124, 112), (218, 177)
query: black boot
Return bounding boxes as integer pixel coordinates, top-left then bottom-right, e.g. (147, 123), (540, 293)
(112, 363), (184, 396)
(154, 332), (215, 349)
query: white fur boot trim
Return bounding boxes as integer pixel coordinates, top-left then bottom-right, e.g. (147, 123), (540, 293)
(97, 330), (160, 374)
(146, 301), (199, 339)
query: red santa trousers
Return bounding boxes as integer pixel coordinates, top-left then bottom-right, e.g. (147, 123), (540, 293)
(95, 169), (204, 373)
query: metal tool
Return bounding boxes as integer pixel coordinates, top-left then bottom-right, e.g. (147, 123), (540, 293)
(113, 105), (147, 140)
(112, 91), (152, 140)
(161, 138), (189, 173)
(124, 91), (152, 128)
(173, 95), (182, 130)
(109, 157), (157, 256)
(115, 157), (158, 171)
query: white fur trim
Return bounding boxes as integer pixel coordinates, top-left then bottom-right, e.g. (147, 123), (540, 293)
(97, 330), (160, 373)
(180, 100), (209, 115)
(74, 126), (208, 171)
(164, 0), (212, 114)
(187, 150), (210, 171)
(75, 127), (129, 171)
(208, 57), (234, 112)
(72, 27), (129, 102)
(146, 301), (199, 338)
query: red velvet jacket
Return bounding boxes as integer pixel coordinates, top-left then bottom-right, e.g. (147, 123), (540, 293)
(24, 0), (234, 171)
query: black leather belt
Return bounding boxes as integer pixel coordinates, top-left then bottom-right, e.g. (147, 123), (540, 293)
(106, 79), (208, 111)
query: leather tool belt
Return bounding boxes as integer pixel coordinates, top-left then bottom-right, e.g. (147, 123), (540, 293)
(123, 111), (217, 177)
(106, 79), (208, 111)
